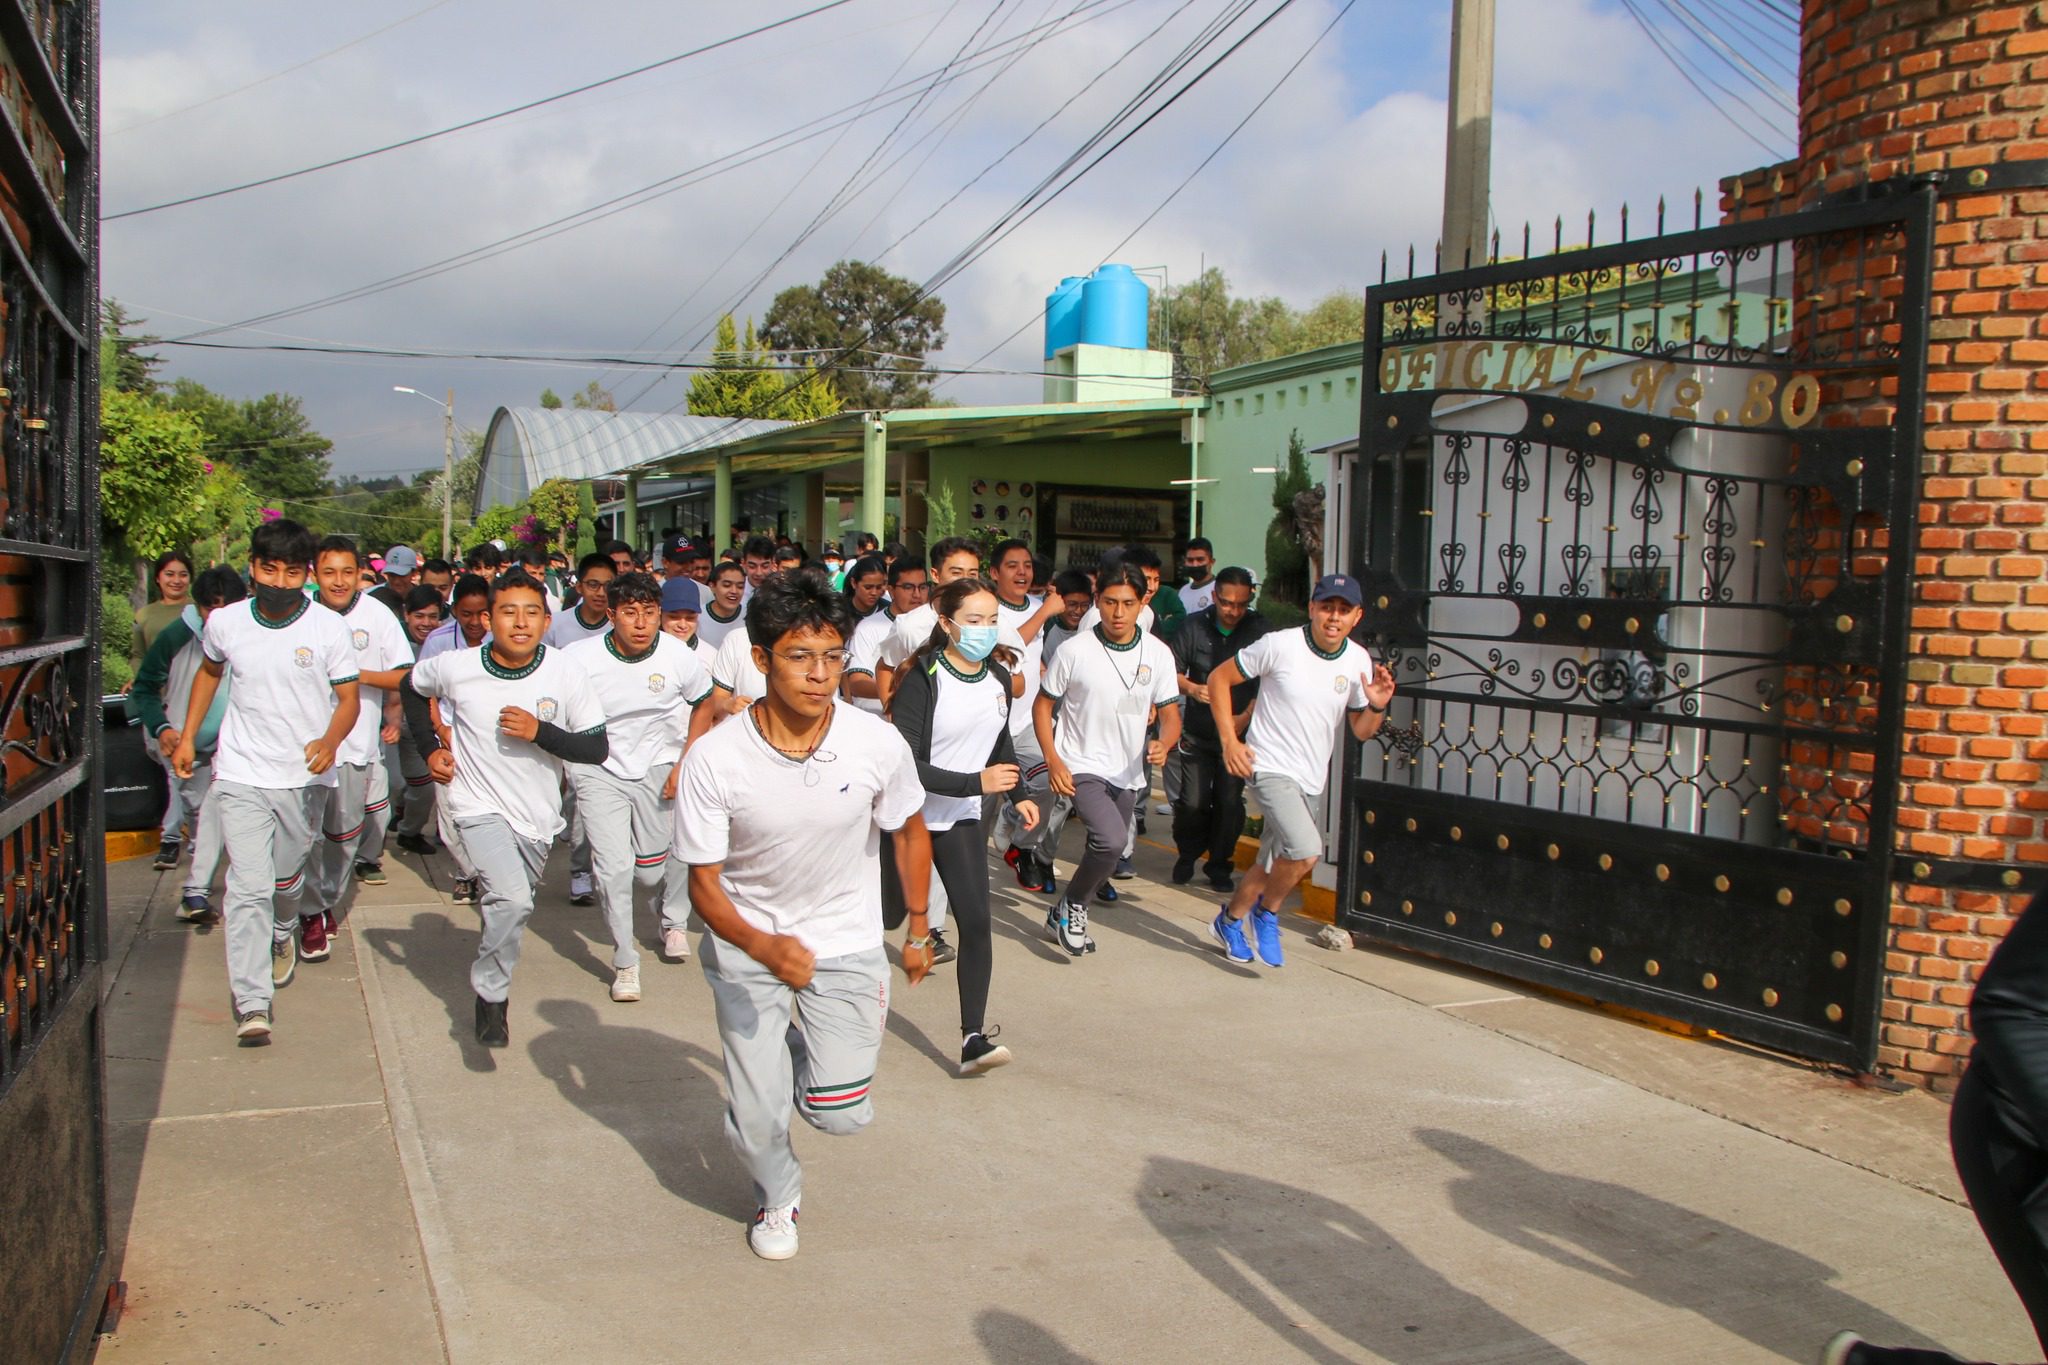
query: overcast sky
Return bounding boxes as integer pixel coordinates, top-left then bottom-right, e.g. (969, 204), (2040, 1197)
(102, 0), (1798, 484)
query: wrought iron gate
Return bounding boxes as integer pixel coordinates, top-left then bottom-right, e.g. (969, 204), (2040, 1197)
(0, 1), (112, 1360)
(1339, 186), (1936, 1071)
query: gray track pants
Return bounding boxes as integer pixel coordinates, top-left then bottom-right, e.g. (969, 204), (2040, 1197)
(569, 763), (688, 968)
(460, 814), (552, 1003)
(988, 724), (1050, 855)
(178, 757), (226, 898)
(389, 738), (438, 841)
(563, 781), (593, 879)
(215, 780), (328, 1014)
(702, 936), (888, 1211)
(311, 759), (390, 915)
(1065, 775), (1137, 908)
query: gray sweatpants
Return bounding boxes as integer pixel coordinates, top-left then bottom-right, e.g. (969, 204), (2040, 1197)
(389, 738), (438, 841)
(1065, 775), (1137, 909)
(312, 759), (390, 915)
(702, 936), (888, 1211)
(183, 767), (225, 898)
(215, 780), (328, 1014)
(569, 762), (688, 968)
(153, 746), (210, 845)
(460, 814), (552, 1002)
(988, 724), (1050, 855)
(563, 781), (593, 880)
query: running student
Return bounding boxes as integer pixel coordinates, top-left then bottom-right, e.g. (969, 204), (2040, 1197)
(1032, 563), (1180, 956)
(674, 572), (932, 1261)
(1206, 573), (1394, 968)
(395, 574), (491, 876)
(697, 560), (748, 650)
(889, 578), (1035, 1074)
(1005, 567), (1095, 895)
(304, 537), (414, 960)
(402, 570), (608, 1047)
(386, 584), (447, 856)
(546, 552), (615, 648)
(659, 575), (700, 645)
(131, 567), (246, 923)
(172, 518), (362, 1044)
(1171, 566), (1267, 892)
(985, 538), (1059, 877)
(564, 571), (713, 1002)
(843, 554), (923, 714)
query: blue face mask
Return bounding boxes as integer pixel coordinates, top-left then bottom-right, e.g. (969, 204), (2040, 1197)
(954, 624), (999, 662)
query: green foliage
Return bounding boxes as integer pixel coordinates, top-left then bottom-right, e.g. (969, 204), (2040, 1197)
(1262, 429), (1312, 619)
(925, 480), (957, 541)
(101, 591), (135, 692)
(470, 503), (523, 546)
(575, 482), (599, 560)
(761, 260), (946, 410)
(100, 388), (209, 558)
(568, 380), (616, 411)
(164, 378), (332, 506)
(524, 478), (581, 552)
(539, 387), (563, 410)
(1150, 267), (1363, 386)
(101, 299), (165, 397)
(688, 314), (842, 421)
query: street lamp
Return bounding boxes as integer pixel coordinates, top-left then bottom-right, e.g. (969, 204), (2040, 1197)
(394, 385), (455, 559)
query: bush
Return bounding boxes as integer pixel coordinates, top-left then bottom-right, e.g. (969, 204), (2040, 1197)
(101, 590), (135, 693)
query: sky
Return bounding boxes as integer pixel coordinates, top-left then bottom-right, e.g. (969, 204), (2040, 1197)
(101, 0), (1800, 484)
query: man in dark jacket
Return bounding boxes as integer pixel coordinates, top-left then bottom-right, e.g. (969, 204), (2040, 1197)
(1169, 566), (1266, 891)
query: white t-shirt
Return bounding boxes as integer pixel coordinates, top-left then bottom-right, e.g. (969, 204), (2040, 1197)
(544, 605), (611, 650)
(709, 627), (766, 701)
(409, 644), (606, 842)
(673, 699), (924, 960)
(416, 617), (486, 663)
(202, 598), (358, 790)
(1236, 626), (1372, 797)
(920, 658), (1010, 832)
(1040, 626), (1179, 790)
(1078, 602), (1156, 634)
(1040, 619), (1084, 669)
(1179, 578), (1217, 615)
(996, 594), (1044, 736)
(879, 602), (1025, 670)
(696, 601), (747, 652)
(844, 608), (899, 715)
(331, 592), (413, 765)
(565, 631), (713, 781)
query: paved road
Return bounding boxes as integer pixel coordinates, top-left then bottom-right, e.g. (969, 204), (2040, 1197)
(97, 835), (2035, 1363)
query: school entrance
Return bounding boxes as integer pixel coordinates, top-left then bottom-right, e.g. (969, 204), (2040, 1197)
(1337, 185), (1938, 1071)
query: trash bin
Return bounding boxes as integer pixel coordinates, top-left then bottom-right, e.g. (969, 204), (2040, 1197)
(101, 694), (168, 833)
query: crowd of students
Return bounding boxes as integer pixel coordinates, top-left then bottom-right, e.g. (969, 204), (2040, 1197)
(128, 519), (1395, 1263)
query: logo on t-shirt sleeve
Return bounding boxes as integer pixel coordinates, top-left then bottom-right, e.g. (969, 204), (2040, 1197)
(293, 646), (314, 669)
(536, 696), (560, 722)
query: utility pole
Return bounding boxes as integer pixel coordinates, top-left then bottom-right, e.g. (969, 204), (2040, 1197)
(440, 387), (455, 559)
(1441, 0), (1495, 275)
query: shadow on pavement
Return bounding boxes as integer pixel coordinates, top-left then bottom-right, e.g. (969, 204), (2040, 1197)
(975, 1309), (1101, 1363)
(886, 1006), (956, 1076)
(1139, 1155), (1582, 1364)
(1418, 1128), (1943, 1361)
(526, 997), (751, 1221)
(358, 910), (497, 1073)
(519, 892), (616, 988)
(1099, 897), (1261, 978)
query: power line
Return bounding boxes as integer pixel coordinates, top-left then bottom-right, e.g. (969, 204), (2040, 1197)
(103, 0), (861, 220)
(1617, 0), (1788, 159)
(1660, 0), (1796, 117)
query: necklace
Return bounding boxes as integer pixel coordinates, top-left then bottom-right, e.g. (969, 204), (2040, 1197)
(751, 705), (833, 761)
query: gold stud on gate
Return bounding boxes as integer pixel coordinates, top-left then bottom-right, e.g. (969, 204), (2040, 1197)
(2005, 870), (2023, 888)
(1834, 897), (1852, 916)
(1386, 415), (1399, 428)
(1913, 861), (1931, 880)
(1762, 988), (1780, 1008)
(1365, 810), (1377, 825)
(1826, 1003), (1844, 1022)
(1546, 843), (1560, 861)
(1776, 887), (1794, 906)
(1538, 933), (1553, 949)
(1363, 850), (1375, 865)
(1702, 972), (1719, 990)
(1577, 613), (1593, 630)
(1836, 614), (1854, 634)
(1496, 834), (1510, 851)
(1599, 853), (1614, 871)
(1714, 874), (1730, 893)
(1377, 595), (1390, 610)
(1401, 899), (1414, 915)
(1450, 825), (1463, 841)
(1968, 166), (1991, 188)
(1831, 950), (1848, 969)
(1655, 863), (1671, 882)
(1845, 458), (1865, 477)
(1490, 922), (1503, 938)
(1625, 617), (1640, 634)
(1406, 818), (1418, 832)
(1541, 413), (1556, 428)
(1444, 911), (1458, 926)
(1362, 891), (1374, 906)
(1636, 432), (1651, 449)
(1645, 959), (1660, 976)
(1587, 420), (1603, 437)
(1533, 611), (1548, 627)
(1588, 947), (1604, 964)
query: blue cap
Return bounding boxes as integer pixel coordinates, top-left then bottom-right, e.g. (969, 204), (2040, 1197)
(660, 577), (701, 613)
(1311, 573), (1362, 607)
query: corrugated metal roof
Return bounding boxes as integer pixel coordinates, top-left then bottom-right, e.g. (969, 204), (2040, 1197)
(475, 407), (791, 511)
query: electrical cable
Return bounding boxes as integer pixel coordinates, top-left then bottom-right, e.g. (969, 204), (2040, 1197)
(1660, 0), (1796, 116)
(1618, 0), (1788, 159)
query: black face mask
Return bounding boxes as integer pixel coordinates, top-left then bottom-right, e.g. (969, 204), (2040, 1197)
(253, 582), (303, 615)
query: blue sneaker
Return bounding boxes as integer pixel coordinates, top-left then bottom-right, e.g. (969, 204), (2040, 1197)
(1096, 880), (1119, 903)
(1210, 908), (1253, 963)
(1250, 905), (1284, 967)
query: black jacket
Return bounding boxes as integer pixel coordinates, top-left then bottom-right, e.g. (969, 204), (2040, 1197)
(1172, 606), (1268, 747)
(888, 651), (1017, 798)
(1969, 890), (2048, 1145)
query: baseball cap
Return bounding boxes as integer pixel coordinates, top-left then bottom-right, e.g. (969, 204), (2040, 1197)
(1310, 572), (1362, 607)
(660, 577), (702, 613)
(661, 533), (693, 562)
(384, 545), (420, 575)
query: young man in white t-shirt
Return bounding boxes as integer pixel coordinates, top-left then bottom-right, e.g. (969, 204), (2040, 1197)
(403, 570), (608, 1047)
(1204, 574), (1396, 968)
(172, 519), (362, 1044)
(305, 537), (415, 958)
(564, 572), (713, 1001)
(696, 560), (748, 651)
(674, 572), (932, 1262)
(985, 538), (1056, 858)
(546, 552), (614, 905)
(842, 555), (927, 715)
(1176, 537), (1217, 615)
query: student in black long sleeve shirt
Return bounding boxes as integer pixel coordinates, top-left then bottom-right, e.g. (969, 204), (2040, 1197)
(1169, 567), (1268, 891)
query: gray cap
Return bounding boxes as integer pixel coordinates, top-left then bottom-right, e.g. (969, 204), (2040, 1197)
(383, 545), (420, 575)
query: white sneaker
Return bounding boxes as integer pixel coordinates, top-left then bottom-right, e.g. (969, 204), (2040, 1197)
(661, 927), (690, 962)
(610, 964), (641, 1002)
(748, 1203), (799, 1260)
(569, 871), (596, 904)
(1155, 801), (1173, 815)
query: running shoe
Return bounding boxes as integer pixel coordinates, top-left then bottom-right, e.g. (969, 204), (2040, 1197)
(395, 832), (437, 856)
(450, 876), (477, 904)
(1006, 847), (1050, 893)
(1155, 801), (1173, 815)
(1171, 857), (1196, 885)
(1057, 901), (1092, 956)
(176, 892), (217, 923)
(354, 861), (388, 886)
(610, 964), (642, 1002)
(1250, 905), (1284, 967)
(960, 1027), (1012, 1076)
(152, 838), (182, 870)
(1112, 856), (1135, 880)
(1044, 903), (1066, 946)
(1096, 881), (1118, 903)
(1206, 865), (1236, 893)
(475, 995), (509, 1047)
(1210, 908), (1253, 964)
(928, 927), (957, 965)
(749, 1204), (800, 1261)
(272, 932), (298, 988)
(235, 1009), (271, 1044)
(299, 911), (332, 963)
(569, 871), (596, 905)
(1818, 1333), (1905, 1365)
(661, 928), (690, 962)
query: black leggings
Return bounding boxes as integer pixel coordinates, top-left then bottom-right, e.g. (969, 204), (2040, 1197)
(881, 819), (993, 1037)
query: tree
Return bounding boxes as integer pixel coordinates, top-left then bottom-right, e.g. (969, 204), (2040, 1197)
(688, 314), (841, 421)
(1150, 268), (1364, 386)
(1262, 429), (1313, 626)
(164, 378), (332, 507)
(569, 380), (616, 412)
(761, 260), (946, 410)
(539, 387), (563, 410)
(575, 482), (599, 560)
(101, 299), (165, 397)
(100, 389), (209, 570)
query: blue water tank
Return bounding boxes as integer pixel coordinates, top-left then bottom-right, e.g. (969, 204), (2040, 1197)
(1044, 276), (1086, 358)
(1078, 263), (1149, 350)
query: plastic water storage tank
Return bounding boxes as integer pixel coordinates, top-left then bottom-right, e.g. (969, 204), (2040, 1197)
(1078, 264), (1149, 350)
(1044, 276), (1086, 358)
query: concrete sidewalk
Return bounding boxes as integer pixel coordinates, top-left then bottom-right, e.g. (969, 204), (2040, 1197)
(96, 830), (2035, 1363)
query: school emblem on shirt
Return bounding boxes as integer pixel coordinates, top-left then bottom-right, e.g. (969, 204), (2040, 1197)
(1333, 675), (1350, 694)
(536, 696), (559, 722)
(351, 628), (370, 650)
(647, 673), (666, 694)
(1135, 664), (1152, 686)
(293, 646), (314, 669)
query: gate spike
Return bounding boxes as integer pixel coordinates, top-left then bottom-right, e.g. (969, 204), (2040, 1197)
(1693, 186), (1703, 230)
(1521, 221), (1531, 260)
(1379, 249), (1387, 285)
(1407, 243), (1415, 279)
(1587, 208), (1597, 248)
(1621, 201), (1629, 242)
(1490, 226), (1500, 265)
(1434, 239), (1443, 274)
(1656, 194), (1666, 235)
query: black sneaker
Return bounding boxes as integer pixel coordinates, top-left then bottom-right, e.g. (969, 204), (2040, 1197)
(960, 1027), (1012, 1076)
(1111, 856), (1135, 880)
(1206, 866), (1236, 893)
(1171, 857), (1196, 884)
(395, 832), (437, 856)
(152, 838), (182, 870)
(475, 995), (509, 1047)
(176, 891), (218, 924)
(451, 876), (477, 904)
(1096, 881), (1119, 903)
(927, 927), (958, 965)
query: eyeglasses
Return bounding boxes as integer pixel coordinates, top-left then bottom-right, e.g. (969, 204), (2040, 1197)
(772, 648), (851, 673)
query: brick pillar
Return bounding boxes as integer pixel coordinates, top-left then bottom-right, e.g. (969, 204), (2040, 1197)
(1796, 0), (2048, 1090)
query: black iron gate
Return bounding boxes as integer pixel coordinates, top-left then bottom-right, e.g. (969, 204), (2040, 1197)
(1339, 186), (1936, 1071)
(0, 1), (111, 1360)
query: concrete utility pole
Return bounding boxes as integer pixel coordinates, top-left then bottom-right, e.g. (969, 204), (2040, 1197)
(1441, 0), (1495, 273)
(440, 387), (455, 559)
